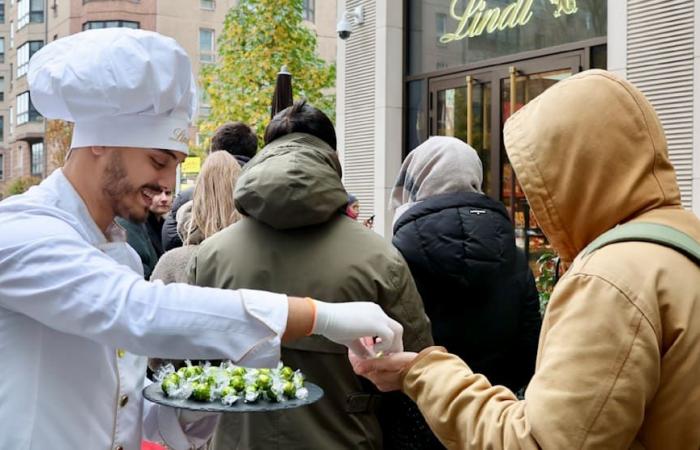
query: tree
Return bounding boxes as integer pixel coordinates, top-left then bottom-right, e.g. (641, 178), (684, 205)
(45, 119), (74, 171)
(198, 0), (335, 154)
(4, 176), (41, 197)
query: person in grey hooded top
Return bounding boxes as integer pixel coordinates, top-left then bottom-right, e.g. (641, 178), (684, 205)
(189, 101), (433, 450)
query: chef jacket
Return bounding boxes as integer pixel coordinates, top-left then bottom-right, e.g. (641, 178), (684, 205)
(0, 169), (288, 449)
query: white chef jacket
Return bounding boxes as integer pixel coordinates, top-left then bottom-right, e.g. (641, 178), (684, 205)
(0, 169), (288, 449)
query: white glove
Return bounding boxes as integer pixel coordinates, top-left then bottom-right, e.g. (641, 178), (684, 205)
(312, 301), (404, 358)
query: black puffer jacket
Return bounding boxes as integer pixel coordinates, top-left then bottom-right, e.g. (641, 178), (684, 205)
(392, 192), (541, 391)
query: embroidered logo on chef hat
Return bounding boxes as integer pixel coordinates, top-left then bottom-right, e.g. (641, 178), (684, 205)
(28, 28), (197, 155)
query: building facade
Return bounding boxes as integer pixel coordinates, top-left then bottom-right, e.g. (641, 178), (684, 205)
(338, 0), (697, 263)
(0, 0), (336, 196)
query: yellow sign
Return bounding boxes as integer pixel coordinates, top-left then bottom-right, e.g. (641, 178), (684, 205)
(439, 0), (578, 43)
(181, 156), (201, 174)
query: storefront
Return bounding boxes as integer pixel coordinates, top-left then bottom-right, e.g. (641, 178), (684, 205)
(403, 0), (607, 261)
(339, 0), (698, 259)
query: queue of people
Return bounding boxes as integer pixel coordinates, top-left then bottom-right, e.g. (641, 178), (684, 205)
(0, 26), (699, 450)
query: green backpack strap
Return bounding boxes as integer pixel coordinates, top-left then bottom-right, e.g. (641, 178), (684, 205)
(582, 222), (700, 265)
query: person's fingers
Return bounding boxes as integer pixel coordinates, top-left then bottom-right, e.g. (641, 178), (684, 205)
(360, 336), (375, 348)
(373, 319), (403, 354)
(347, 339), (374, 359)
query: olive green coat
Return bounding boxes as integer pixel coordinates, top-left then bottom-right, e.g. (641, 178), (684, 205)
(189, 133), (433, 450)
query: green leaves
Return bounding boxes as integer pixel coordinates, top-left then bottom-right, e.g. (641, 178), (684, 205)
(196, 0), (335, 154)
(535, 251), (559, 316)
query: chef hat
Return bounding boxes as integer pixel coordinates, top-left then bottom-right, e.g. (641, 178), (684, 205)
(28, 28), (197, 154)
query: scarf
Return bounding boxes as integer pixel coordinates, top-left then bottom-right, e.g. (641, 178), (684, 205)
(390, 136), (483, 226)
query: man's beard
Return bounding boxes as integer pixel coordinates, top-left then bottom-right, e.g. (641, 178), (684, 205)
(102, 151), (156, 224)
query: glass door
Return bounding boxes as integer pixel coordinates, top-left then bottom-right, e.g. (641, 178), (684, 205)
(431, 69), (494, 196)
(499, 57), (580, 263)
(428, 53), (581, 266)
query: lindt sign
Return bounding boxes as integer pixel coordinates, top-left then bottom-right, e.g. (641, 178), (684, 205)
(440, 0), (579, 43)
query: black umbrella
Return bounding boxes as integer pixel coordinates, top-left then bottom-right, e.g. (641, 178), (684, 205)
(271, 65), (293, 118)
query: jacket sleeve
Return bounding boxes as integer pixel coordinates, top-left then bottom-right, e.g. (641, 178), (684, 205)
(504, 267), (542, 391)
(0, 221), (287, 367)
(402, 272), (659, 450)
(382, 253), (434, 352)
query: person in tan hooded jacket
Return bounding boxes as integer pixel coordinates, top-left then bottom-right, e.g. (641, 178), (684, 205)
(351, 69), (700, 449)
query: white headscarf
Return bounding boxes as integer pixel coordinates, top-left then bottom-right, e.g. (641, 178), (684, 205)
(390, 136), (483, 226)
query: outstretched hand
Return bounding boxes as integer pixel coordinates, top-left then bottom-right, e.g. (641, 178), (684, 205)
(349, 342), (418, 392)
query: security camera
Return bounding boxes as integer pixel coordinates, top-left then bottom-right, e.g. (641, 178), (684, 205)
(337, 6), (363, 41)
(337, 16), (352, 40)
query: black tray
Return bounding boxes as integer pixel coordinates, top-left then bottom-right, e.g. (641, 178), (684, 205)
(143, 382), (324, 413)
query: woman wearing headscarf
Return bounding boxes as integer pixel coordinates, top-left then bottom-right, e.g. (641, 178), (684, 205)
(390, 136), (541, 392)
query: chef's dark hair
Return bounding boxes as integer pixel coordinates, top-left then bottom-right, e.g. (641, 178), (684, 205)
(264, 100), (336, 151)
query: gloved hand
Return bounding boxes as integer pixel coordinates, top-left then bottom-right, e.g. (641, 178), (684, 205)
(312, 301), (404, 358)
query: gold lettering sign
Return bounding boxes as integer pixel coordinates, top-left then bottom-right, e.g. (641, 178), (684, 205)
(440, 0), (578, 43)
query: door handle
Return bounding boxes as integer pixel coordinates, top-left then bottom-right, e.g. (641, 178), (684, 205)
(466, 75), (473, 145)
(509, 66), (518, 118)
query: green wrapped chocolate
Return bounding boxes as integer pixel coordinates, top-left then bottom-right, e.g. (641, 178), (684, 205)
(282, 381), (296, 398)
(229, 375), (245, 392)
(192, 383), (211, 402)
(256, 374), (272, 390)
(161, 373), (180, 394)
(280, 366), (294, 380)
(228, 367), (246, 377)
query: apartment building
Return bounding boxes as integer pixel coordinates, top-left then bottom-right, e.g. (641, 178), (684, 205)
(0, 0), (336, 196)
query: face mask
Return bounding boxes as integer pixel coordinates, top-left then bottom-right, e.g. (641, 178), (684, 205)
(346, 204), (359, 220)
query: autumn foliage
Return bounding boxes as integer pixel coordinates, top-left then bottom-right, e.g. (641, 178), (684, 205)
(197, 0), (335, 154)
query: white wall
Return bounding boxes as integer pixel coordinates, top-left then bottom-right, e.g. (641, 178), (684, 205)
(338, 0), (404, 238)
(608, 0), (698, 214)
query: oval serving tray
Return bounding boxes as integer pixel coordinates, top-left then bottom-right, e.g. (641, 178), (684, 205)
(143, 382), (324, 413)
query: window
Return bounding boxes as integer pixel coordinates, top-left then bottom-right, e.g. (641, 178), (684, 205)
(200, 0), (214, 10)
(82, 20), (139, 30)
(0, 0), (5, 24)
(199, 87), (211, 117)
(199, 28), (214, 63)
(0, 153), (3, 180)
(17, 0), (43, 29)
(0, 116), (3, 142)
(0, 38), (4, 63)
(0, 76), (4, 101)
(17, 41), (43, 78)
(16, 91), (40, 125)
(10, 21), (14, 48)
(9, 106), (12, 135)
(302, 0), (314, 22)
(436, 13), (447, 45)
(31, 141), (43, 176)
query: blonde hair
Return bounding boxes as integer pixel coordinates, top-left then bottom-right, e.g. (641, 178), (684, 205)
(183, 151), (242, 245)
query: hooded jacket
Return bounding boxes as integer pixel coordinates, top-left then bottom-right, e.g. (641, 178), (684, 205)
(400, 70), (700, 449)
(189, 133), (433, 450)
(393, 191), (540, 392)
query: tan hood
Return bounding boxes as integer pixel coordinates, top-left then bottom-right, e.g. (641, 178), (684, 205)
(504, 70), (682, 264)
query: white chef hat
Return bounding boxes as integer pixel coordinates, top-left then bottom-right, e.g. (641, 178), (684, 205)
(28, 28), (197, 154)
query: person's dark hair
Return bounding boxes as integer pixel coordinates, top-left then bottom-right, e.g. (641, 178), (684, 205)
(210, 122), (258, 159)
(264, 100), (336, 151)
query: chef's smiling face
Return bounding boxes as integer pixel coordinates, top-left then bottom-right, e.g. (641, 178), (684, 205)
(100, 147), (185, 223)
